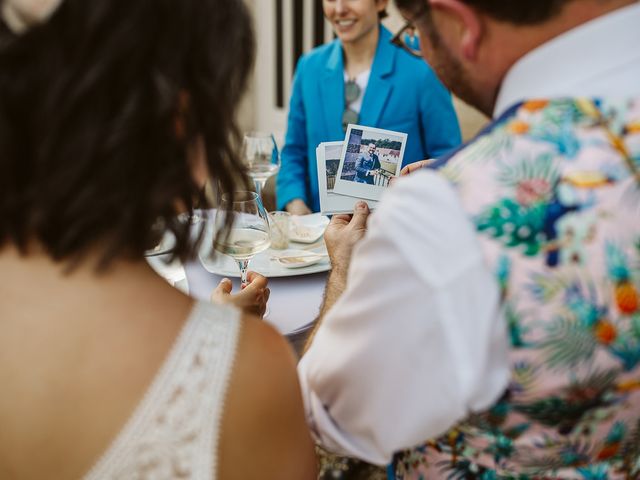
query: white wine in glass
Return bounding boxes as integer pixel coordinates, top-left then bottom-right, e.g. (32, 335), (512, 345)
(242, 132), (280, 197)
(214, 191), (270, 286)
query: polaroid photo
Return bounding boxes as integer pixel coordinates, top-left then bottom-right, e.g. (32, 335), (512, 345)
(316, 141), (378, 215)
(333, 124), (407, 202)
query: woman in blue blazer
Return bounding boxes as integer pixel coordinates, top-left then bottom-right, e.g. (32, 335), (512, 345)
(276, 0), (461, 214)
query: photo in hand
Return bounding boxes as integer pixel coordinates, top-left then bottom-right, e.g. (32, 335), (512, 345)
(333, 124), (407, 202)
(316, 141), (378, 215)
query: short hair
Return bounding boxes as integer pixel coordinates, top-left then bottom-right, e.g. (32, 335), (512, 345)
(395, 0), (569, 24)
(379, 8), (389, 20)
(0, 0), (254, 268)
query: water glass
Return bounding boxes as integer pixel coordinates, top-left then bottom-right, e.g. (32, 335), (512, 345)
(269, 211), (290, 250)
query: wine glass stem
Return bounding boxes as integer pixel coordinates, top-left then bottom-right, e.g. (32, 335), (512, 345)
(237, 259), (250, 288)
(253, 179), (267, 198)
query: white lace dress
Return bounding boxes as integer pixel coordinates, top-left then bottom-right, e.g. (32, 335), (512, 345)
(83, 301), (241, 480)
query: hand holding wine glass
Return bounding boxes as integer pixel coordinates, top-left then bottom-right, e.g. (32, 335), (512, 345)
(211, 272), (270, 318)
(214, 191), (271, 287)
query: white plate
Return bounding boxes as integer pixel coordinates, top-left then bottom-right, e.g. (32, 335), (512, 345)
(146, 254), (189, 294)
(289, 214), (330, 244)
(199, 224), (330, 278)
(272, 249), (327, 269)
(145, 212), (207, 257)
(145, 230), (176, 256)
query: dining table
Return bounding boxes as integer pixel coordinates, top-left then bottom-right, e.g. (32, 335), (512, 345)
(184, 260), (326, 332)
(146, 210), (330, 351)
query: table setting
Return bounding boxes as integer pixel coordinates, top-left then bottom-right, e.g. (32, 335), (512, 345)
(199, 210), (330, 278)
(146, 207), (331, 338)
(145, 131), (332, 345)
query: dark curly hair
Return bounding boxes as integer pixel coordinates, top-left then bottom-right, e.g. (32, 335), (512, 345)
(0, 0), (254, 268)
(395, 0), (569, 24)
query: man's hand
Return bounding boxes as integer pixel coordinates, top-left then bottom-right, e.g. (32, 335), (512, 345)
(211, 271), (270, 318)
(305, 202), (371, 351)
(324, 201), (370, 278)
(400, 159), (433, 176)
(286, 199), (312, 216)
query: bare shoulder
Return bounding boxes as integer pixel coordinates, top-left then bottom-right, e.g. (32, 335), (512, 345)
(229, 316), (304, 414)
(217, 314), (317, 480)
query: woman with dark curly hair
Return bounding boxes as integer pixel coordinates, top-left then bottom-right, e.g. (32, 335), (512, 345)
(0, 0), (317, 478)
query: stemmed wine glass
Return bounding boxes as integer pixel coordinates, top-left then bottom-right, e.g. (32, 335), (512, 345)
(214, 191), (271, 286)
(242, 132), (280, 198)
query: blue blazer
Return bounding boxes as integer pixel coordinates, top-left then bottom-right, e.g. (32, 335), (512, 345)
(276, 26), (462, 212)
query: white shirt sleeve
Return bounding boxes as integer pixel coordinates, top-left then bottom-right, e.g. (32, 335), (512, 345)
(297, 170), (511, 466)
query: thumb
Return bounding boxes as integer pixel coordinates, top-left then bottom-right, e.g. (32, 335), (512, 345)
(212, 278), (233, 298)
(350, 201), (370, 229)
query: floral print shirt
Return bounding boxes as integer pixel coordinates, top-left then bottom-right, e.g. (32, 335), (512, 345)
(395, 98), (640, 480)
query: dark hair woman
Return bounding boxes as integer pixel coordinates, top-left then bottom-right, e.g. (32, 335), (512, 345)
(0, 0), (317, 478)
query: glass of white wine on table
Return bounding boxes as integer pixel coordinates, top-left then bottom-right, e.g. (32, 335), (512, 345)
(214, 191), (271, 287)
(242, 132), (280, 198)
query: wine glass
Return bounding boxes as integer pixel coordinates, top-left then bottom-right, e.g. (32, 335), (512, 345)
(214, 191), (271, 287)
(242, 132), (280, 197)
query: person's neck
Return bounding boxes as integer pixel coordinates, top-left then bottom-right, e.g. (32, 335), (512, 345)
(343, 24), (379, 79)
(484, 0), (638, 115)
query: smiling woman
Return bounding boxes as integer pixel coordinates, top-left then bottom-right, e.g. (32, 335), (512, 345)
(275, 0), (462, 214)
(324, 0), (388, 47)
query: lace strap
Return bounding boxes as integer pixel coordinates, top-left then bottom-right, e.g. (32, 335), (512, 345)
(84, 301), (242, 480)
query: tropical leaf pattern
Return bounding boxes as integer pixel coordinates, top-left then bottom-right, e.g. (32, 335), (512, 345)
(395, 98), (640, 480)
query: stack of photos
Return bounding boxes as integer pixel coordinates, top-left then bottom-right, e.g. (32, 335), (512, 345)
(316, 124), (407, 215)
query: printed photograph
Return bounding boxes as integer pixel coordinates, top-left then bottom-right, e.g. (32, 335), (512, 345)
(317, 141), (380, 215)
(324, 144), (342, 192)
(333, 125), (407, 202)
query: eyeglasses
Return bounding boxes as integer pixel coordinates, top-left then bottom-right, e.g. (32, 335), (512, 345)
(390, 2), (430, 58)
(342, 79), (361, 131)
(391, 22), (422, 58)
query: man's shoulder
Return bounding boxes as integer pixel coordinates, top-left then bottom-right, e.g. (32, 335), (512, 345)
(444, 97), (636, 170)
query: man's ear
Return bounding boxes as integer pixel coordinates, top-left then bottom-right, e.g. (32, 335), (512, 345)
(430, 0), (483, 61)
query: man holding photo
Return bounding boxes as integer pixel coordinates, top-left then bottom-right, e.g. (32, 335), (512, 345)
(299, 0), (640, 478)
(354, 143), (381, 184)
